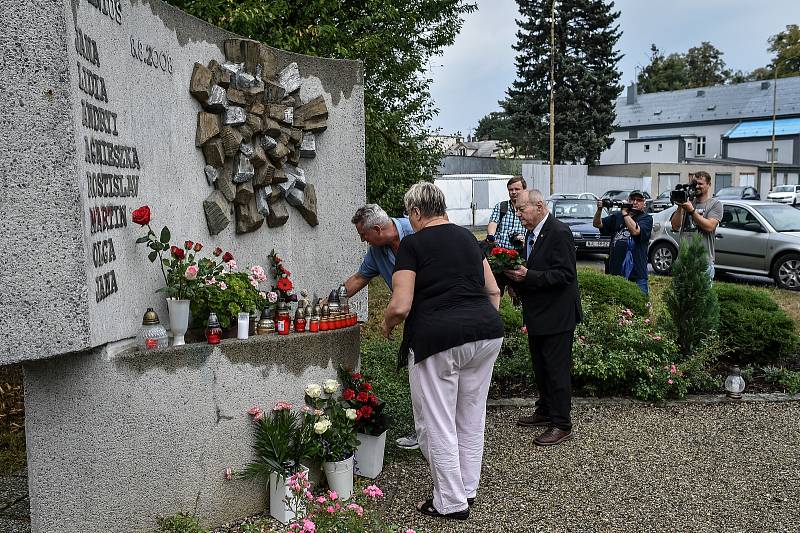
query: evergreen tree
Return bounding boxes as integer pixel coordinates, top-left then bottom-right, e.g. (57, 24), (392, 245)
(502, 0), (622, 163)
(664, 235), (719, 357)
(166, 0), (475, 215)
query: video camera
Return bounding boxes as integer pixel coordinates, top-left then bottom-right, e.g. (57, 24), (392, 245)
(601, 198), (634, 210)
(670, 182), (699, 205)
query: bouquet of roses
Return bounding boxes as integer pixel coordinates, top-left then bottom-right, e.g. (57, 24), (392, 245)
(337, 366), (390, 437)
(268, 249), (297, 303)
(487, 246), (525, 273)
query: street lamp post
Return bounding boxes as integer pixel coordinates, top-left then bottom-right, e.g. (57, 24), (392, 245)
(549, 0), (556, 196)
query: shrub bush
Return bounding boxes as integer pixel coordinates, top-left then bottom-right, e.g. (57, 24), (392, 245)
(715, 283), (799, 365)
(577, 269), (648, 315)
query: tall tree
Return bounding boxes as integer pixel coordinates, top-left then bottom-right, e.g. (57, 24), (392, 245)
(636, 44), (689, 93)
(166, 0), (476, 215)
(502, 0), (622, 164)
(685, 41), (731, 88)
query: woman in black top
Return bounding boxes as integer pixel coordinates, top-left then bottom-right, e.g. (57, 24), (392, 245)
(382, 182), (504, 520)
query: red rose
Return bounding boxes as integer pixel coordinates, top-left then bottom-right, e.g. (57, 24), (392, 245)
(277, 277), (293, 292)
(342, 388), (355, 401)
(213, 247), (223, 257)
(491, 247), (503, 256)
(222, 251), (234, 262)
(184, 240), (194, 250)
(274, 257), (282, 264)
(171, 246), (185, 260)
(356, 391), (369, 403)
(508, 250), (518, 258)
(351, 372), (362, 379)
(359, 382), (372, 391)
(132, 206), (150, 226)
(357, 406), (373, 420)
(369, 394), (379, 406)
(194, 243), (203, 252)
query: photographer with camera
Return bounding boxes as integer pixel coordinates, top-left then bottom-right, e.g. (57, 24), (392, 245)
(669, 171), (722, 279)
(483, 176), (527, 295)
(593, 191), (653, 294)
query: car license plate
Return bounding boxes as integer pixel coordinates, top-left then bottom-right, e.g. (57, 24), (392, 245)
(585, 241), (606, 247)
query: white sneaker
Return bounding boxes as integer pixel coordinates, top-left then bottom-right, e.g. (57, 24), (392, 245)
(395, 433), (419, 450)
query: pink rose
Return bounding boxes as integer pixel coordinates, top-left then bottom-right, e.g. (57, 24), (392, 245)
(224, 467), (232, 480)
(184, 264), (199, 280)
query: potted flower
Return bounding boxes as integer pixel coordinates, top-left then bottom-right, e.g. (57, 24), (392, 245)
(190, 249), (268, 331)
(305, 380), (360, 499)
(239, 402), (320, 523)
(133, 205), (220, 345)
(338, 366), (392, 478)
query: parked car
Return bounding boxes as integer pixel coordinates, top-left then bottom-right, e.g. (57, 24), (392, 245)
(651, 190), (672, 212)
(547, 199), (610, 255)
(548, 192), (599, 200)
(601, 189), (653, 212)
(648, 200), (800, 290)
(766, 184), (800, 206)
(714, 186), (760, 200)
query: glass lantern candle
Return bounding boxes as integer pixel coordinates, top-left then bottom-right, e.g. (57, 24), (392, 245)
(724, 366), (746, 399)
(137, 308), (168, 350)
(237, 312), (250, 340)
(205, 312), (222, 345)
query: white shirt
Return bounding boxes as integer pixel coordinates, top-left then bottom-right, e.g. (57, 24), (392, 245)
(526, 215), (548, 259)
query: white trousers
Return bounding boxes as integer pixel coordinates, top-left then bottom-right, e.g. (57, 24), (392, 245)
(408, 337), (503, 514)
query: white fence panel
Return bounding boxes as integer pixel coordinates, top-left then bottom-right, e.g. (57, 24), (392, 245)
(435, 177), (474, 226)
(521, 164), (646, 197)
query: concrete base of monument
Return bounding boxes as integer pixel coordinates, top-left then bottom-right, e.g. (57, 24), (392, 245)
(22, 326), (360, 533)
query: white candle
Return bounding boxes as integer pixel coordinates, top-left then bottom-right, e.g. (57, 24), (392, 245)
(237, 312), (250, 339)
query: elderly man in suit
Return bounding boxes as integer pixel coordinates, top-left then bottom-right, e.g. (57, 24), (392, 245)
(504, 189), (582, 446)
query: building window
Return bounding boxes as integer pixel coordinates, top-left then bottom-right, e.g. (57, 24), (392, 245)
(657, 143), (663, 151)
(458, 147), (466, 156)
(687, 142), (693, 151)
(696, 136), (706, 156)
(767, 148), (779, 163)
(644, 144), (650, 152)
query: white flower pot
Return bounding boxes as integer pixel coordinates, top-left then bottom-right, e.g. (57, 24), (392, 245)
(167, 298), (190, 346)
(268, 466), (308, 524)
(322, 455), (354, 500)
(354, 430), (387, 479)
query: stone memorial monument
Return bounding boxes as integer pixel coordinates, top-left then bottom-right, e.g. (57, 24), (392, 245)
(1, 1), (366, 531)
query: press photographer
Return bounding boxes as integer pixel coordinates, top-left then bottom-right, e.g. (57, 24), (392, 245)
(593, 191), (653, 294)
(669, 171), (723, 279)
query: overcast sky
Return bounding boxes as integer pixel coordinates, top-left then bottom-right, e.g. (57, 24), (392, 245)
(429, 0), (800, 136)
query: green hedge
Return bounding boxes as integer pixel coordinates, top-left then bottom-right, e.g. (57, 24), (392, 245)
(714, 283), (798, 365)
(578, 270), (648, 315)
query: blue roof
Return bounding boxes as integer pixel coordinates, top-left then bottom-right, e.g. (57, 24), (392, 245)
(723, 118), (800, 139)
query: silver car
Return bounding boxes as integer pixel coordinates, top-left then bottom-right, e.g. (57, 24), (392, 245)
(648, 200), (800, 290)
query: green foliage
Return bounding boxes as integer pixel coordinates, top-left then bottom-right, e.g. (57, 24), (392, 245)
(156, 513), (208, 533)
(190, 272), (265, 329)
(763, 366), (800, 395)
(714, 283), (799, 365)
(577, 269), (648, 315)
(337, 365), (391, 436)
(637, 42), (731, 93)
(503, 0), (622, 163)
(238, 406), (319, 481)
(663, 234), (719, 356)
(166, 0), (475, 214)
(0, 430), (26, 475)
(305, 386), (360, 463)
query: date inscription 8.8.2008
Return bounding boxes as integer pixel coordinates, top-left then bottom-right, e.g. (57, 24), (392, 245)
(130, 36), (173, 75)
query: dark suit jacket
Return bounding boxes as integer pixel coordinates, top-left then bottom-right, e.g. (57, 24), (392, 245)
(512, 213), (582, 335)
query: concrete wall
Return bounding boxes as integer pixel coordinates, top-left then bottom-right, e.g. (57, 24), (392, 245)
(436, 155), (544, 177)
(24, 327), (360, 533)
(1, 0), (366, 365)
(627, 138), (680, 164)
(726, 138), (796, 164)
(599, 131), (627, 165)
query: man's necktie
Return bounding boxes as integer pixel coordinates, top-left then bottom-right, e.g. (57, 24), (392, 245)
(526, 231), (535, 258)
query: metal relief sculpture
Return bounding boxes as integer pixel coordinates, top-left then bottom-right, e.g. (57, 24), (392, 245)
(190, 39), (325, 235)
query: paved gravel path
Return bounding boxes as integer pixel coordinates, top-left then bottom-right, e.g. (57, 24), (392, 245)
(380, 401), (800, 533)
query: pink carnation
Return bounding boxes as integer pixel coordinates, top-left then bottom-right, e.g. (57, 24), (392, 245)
(346, 503), (364, 516)
(302, 518), (316, 532)
(316, 495), (327, 504)
(247, 406), (262, 416)
(328, 490), (338, 500)
(273, 401), (294, 411)
(326, 505), (335, 514)
(363, 484), (384, 499)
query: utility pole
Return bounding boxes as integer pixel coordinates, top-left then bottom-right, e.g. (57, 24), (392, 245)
(769, 63), (779, 190)
(549, 0), (555, 195)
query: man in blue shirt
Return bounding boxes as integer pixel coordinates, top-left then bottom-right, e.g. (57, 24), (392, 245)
(340, 204), (419, 450)
(592, 191), (653, 294)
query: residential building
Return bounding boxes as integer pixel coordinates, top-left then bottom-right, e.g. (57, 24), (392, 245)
(599, 77), (800, 192)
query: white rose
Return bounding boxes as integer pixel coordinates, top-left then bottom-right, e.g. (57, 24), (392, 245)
(305, 384), (322, 398)
(323, 379), (340, 394)
(345, 409), (357, 420)
(314, 419), (331, 434)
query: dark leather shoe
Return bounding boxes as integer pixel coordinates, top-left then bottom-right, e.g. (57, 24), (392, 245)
(517, 413), (551, 427)
(534, 427), (573, 446)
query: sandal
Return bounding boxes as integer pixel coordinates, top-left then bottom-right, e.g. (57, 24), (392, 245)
(416, 498), (469, 520)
